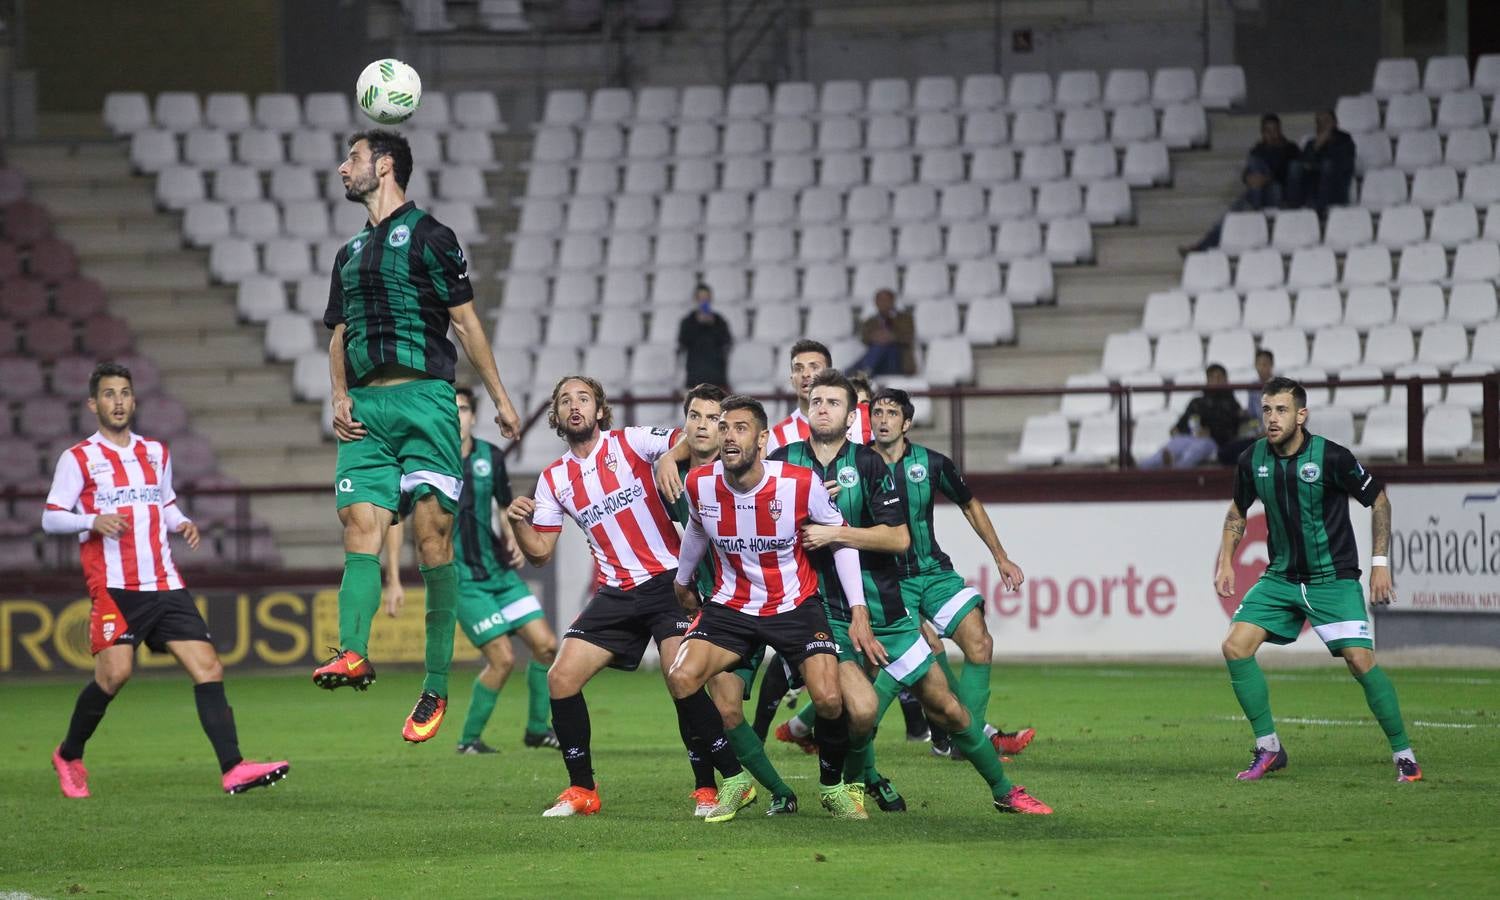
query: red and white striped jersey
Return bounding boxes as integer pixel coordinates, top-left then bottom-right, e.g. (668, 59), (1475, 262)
(46, 431), (188, 595)
(683, 459), (845, 616)
(532, 426), (682, 590)
(764, 402), (871, 456)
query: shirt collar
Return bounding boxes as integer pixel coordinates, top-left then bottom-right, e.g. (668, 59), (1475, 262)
(376, 201), (415, 227)
(1268, 426), (1310, 460)
(89, 430), (138, 451)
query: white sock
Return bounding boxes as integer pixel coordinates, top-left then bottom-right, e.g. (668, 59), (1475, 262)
(787, 716), (810, 738)
(1255, 733), (1281, 752)
(982, 723), (998, 738)
(1393, 749), (1416, 764)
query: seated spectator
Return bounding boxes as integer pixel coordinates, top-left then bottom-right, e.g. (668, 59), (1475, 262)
(677, 283), (732, 390)
(1286, 109), (1355, 214)
(1184, 113), (1301, 253)
(853, 288), (916, 376)
(1139, 364), (1256, 469)
(1219, 349), (1276, 464)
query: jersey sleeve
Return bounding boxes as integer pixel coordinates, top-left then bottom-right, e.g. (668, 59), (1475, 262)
(419, 219), (475, 308)
(44, 450), (85, 513)
(322, 246), (350, 330)
(623, 425), (676, 463)
(160, 449), (190, 530)
(1325, 442), (1384, 507)
(933, 451), (974, 506)
(806, 475), (844, 526)
(530, 470), (566, 532)
(1232, 446), (1258, 515)
(859, 447), (906, 526)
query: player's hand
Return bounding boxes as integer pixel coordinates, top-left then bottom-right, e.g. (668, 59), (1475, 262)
(495, 395), (522, 441)
(507, 496), (537, 523)
(506, 541), (525, 569)
(800, 524), (840, 551)
(174, 520), (200, 550)
(656, 455), (684, 503)
(90, 514), (127, 538)
(996, 555), (1024, 591)
(848, 606), (888, 667)
(1369, 566), (1396, 606)
(674, 582), (700, 612)
(383, 580), (405, 617)
(823, 478), (841, 499)
(1214, 558), (1235, 598)
(331, 393), (366, 442)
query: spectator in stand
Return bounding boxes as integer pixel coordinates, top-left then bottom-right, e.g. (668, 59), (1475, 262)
(1286, 109), (1355, 214)
(1183, 113), (1301, 253)
(853, 288), (916, 377)
(1139, 364), (1256, 469)
(677, 283), (733, 391)
(1219, 349), (1276, 464)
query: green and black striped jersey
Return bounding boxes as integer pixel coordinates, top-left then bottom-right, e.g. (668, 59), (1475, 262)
(769, 439), (908, 625)
(454, 439), (514, 583)
(885, 441), (974, 577)
(323, 201), (474, 387)
(665, 457), (718, 599)
(1233, 429), (1384, 584)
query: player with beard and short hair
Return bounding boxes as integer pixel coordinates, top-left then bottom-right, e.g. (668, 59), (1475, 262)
(771, 370), (1052, 815)
(509, 376), (747, 817)
(316, 128), (523, 746)
(1217, 377), (1419, 783)
(664, 385), (801, 816)
(45, 363), (289, 798)
(666, 394), (875, 820)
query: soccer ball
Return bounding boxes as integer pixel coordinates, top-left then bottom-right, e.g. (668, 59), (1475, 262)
(356, 58), (422, 125)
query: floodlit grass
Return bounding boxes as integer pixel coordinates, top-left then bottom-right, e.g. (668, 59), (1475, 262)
(1, 663), (1496, 897)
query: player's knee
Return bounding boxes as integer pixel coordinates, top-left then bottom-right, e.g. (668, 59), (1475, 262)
(967, 629), (993, 663)
(719, 703), (745, 728)
(415, 532), (453, 567)
(928, 694), (968, 732)
(1342, 648), (1375, 676)
(1221, 637), (1251, 660)
(664, 666), (697, 700)
(97, 670), (130, 694)
(547, 665), (580, 697)
(532, 638), (558, 666)
(810, 692), (843, 720)
(197, 657), (225, 683)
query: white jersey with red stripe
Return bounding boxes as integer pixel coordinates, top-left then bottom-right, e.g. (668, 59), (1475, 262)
(683, 459), (844, 616)
(764, 402), (871, 457)
(46, 431), (187, 595)
(532, 426), (682, 590)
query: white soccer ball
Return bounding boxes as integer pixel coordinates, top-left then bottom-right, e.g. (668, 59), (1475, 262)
(356, 58), (422, 125)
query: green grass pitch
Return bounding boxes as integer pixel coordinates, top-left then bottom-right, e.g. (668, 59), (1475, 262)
(2, 663), (1497, 897)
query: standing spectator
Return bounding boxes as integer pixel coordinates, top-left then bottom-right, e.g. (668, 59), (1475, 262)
(1139, 364), (1255, 469)
(1184, 114), (1301, 253)
(677, 283), (732, 390)
(853, 288), (916, 377)
(1286, 109), (1356, 214)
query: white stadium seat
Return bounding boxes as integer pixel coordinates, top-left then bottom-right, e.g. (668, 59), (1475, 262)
(1200, 65), (1246, 109)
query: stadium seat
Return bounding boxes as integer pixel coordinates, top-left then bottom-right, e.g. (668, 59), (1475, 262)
(1101, 331), (1152, 377)
(0, 357), (44, 398)
(869, 151), (914, 186)
(679, 85), (725, 121)
(1410, 164), (1461, 209)
(104, 91), (151, 135)
(1065, 413), (1122, 466)
(1429, 202), (1479, 246)
(749, 227), (794, 265)
(1395, 242), (1448, 284)
(1055, 70), (1101, 109)
(1336, 94), (1380, 133)
(1007, 72), (1052, 109)
(795, 187), (840, 225)
(1259, 325), (1309, 368)
(1205, 328), (1255, 371)
(1233, 248), (1283, 293)
(819, 153), (866, 189)
(1085, 179), (1133, 225)
(915, 114), (960, 150)
(263, 238), (313, 280)
(961, 110), (1008, 148)
(542, 89), (587, 126)
(964, 298), (1016, 344)
(805, 303), (855, 341)
(303, 92), (351, 131)
(1341, 244), (1393, 286)
(1424, 55), (1471, 96)
(1422, 403), (1474, 458)
(726, 342), (777, 393)
(231, 200), (280, 241)
(1045, 217), (1093, 264)
(1060, 372), (1114, 421)
(1005, 256), (1055, 304)
(1192, 290), (1240, 334)
(1452, 239), (1500, 282)
(1449, 281), (1498, 325)
(1009, 414), (1068, 467)
(1446, 361), (1494, 411)
(1332, 364), (1388, 412)
(1122, 141), (1170, 186)
(903, 260), (949, 300)
(867, 115), (910, 151)
(1200, 65), (1246, 109)
(1220, 211), (1269, 255)
(1392, 362), (1444, 407)
(235, 276), (286, 323)
(551, 271), (600, 309)
(913, 76), (958, 112)
(130, 129), (179, 173)
(819, 80), (863, 116)
(1061, 107), (1107, 147)
(890, 184), (937, 223)
(656, 193), (701, 231)
(1161, 102), (1208, 149)
(1012, 110), (1059, 149)
(995, 219), (1043, 261)
(288, 129), (336, 167)
(988, 181), (1034, 220)
(1036, 181), (1083, 220)
(1359, 168), (1409, 209)
(953, 259), (1001, 301)
(447, 130), (499, 169)
(600, 269), (647, 308)
(939, 184), (986, 223)
(1151, 68), (1197, 107)
(801, 263), (847, 304)
(946, 221), (993, 260)
(1071, 142), (1119, 182)
(1309, 325), (1362, 373)
(1436, 91), (1485, 135)
(253, 93), (301, 132)
(263, 312), (315, 361)
(1373, 58), (1420, 99)
(1374, 203), (1426, 247)
(1394, 130), (1443, 172)
(970, 146), (1017, 182)
(798, 225), (843, 264)
(208, 238), (257, 282)
(563, 195), (608, 233)
(959, 74), (1005, 110)
(453, 91), (504, 131)
(912, 299), (961, 341)
(1343, 285), (1394, 330)
(1323, 206), (1374, 251)
(1363, 324), (1416, 372)
(1354, 402), (1407, 458)
(922, 336), (974, 385)
(749, 189), (794, 227)
(1141, 291), (1191, 336)
(1285, 247), (1337, 291)
(558, 233), (605, 270)
(847, 185), (892, 225)
(595, 308), (645, 348)
(152, 92), (202, 132)
(606, 232), (651, 269)
(1417, 322), (1469, 369)
(1394, 284), (1447, 328)
(492, 308), (542, 350)
(1103, 69), (1149, 108)
(852, 262), (899, 300)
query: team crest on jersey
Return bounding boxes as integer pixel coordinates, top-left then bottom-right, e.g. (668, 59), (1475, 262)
(1299, 462), (1321, 483)
(102, 620), (116, 642)
(836, 466), (858, 489)
(768, 498), (783, 521)
(472, 458), (491, 478)
(388, 224), (411, 247)
(906, 463), (928, 484)
(603, 453), (619, 472)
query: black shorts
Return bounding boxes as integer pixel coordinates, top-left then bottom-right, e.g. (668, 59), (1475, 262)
(686, 598), (837, 673)
(91, 588), (212, 655)
(564, 570), (693, 671)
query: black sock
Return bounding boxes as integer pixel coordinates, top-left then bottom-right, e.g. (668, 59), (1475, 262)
(59, 681), (115, 761)
(752, 656), (791, 741)
(193, 682), (243, 774)
(550, 693), (594, 790)
(898, 689), (928, 736)
(676, 701), (718, 790)
(672, 690), (742, 778)
(929, 720), (950, 747)
(815, 713), (849, 787)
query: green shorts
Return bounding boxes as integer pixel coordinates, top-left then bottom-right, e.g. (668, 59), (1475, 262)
(334, 378), (461, 517)
(458, 568), (544, 649)
(1232, 574), (1374, 656)
(727, 644), (768, 699)
(902, 570), (983, 638)
(829, 614), (934, 688)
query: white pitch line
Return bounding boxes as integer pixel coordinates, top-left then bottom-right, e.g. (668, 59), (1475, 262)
(1212, 715), (1496, 729)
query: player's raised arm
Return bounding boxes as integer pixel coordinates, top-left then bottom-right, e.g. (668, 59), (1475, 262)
(654, 433), (693, 503)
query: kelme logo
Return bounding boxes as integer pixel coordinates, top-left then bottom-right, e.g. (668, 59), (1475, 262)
(473, 458), (491, 478)
(388, 224), (411, 247)
(1299, 462), (1321, 483)
(906, 463), (928, 484)
(836, 466), (858, 489)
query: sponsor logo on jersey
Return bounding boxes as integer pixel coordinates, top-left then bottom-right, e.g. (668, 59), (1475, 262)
(699, 502), (720, 520)
(603, 453), (619, 472)
(337, 478), (354, 493)
(768, 498), (783, 521)
(557, 485), (574, 504)
(836, 466), (858, 489)
(714, 535), (796, 554)
(88, 461), (114, 478)
(1257, 464), (1270, 478)
(1299, 462), (1321, 483)
(472, 458), (491, 478)
(351, 238), (365, 253)
(649, 427), (670, 436)
(388, 224), (411, 247)
(906, 463), (928, 484)
(95, 485), (165, 507)
(577, 481), (646, 527)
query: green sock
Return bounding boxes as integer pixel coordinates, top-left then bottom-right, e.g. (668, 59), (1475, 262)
(1226, 657), (1276, 738)
(727, 722), (794, 799)
(461, 678), (499, 744)
(794, 700), (817, 731)
(1355, 665), (1411, 752)
(419, 562), (459, 697)
(951, 715), (1012, 797)
(337, 552), (383, 657)
(958, 660), (993, 728)
(525, 661), (550, 735)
